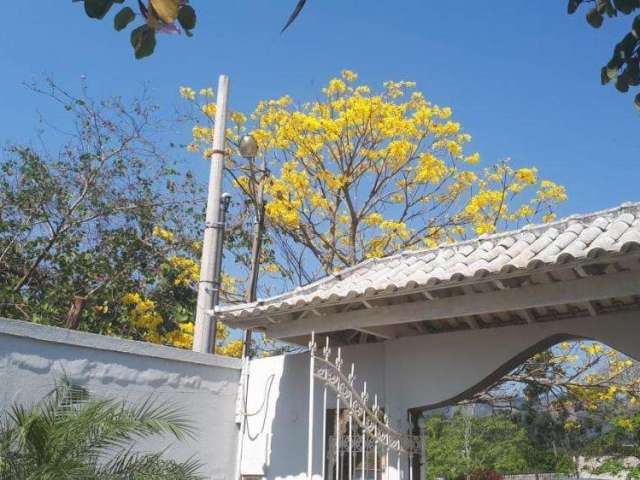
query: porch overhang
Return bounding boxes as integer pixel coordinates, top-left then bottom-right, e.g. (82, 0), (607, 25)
(215, 202), (640, 346)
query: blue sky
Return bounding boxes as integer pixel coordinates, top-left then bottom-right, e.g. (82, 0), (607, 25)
(1, 1), (638, 218)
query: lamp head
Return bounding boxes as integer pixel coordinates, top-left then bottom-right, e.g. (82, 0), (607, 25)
(238, 134), (259, 158)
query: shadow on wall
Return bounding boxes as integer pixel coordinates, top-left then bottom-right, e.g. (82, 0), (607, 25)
(0, 320), (241, 480)
(242, 352), (312, 480)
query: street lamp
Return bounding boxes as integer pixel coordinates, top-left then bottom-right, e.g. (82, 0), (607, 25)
(238, 133), (261, 360)
(239, 134), (259, 159)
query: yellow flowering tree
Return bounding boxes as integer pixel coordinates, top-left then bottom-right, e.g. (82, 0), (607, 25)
(470, 340), (640, 430)
(183, 71), (567, 285)
(131, 227), (244, 355)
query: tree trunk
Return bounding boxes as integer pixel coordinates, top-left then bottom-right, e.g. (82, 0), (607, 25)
(241, 181), (266, 359)
(65, 295), (87, 330)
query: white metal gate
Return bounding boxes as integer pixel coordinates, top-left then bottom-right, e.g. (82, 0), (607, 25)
(307, 333), (421, 480)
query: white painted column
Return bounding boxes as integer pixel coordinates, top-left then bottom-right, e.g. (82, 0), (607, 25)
(193, 74), (230, 353)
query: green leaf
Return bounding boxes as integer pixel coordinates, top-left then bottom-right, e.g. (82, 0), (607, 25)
(606, 56), (625, 74)
(617, 32), (639, 58)
(84, 0), (115, 19)
(178, 5), (197, 32)
(586, 7), (605, 27)
(615, 76), (629, 92)
(568, 0), (583, 14)
(598, 0), (619, 16)
(114, 7), (135, 31)
(130, 25), (156, 59)
(633, 14), (640, 36)
(623, 62), (640, 86)
(613, 0), (640, 15)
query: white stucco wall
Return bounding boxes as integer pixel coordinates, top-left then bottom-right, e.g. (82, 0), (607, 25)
(0, 318), (242, 480)
(240, 310), (640, 480)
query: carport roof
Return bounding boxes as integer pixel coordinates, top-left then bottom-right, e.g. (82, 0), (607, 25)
(216, 202), (640, 345)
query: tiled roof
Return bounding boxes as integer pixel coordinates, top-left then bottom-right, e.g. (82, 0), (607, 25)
(216, 202), (640, 322)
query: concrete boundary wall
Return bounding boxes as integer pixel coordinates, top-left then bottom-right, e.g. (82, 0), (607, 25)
(0, 318), (242, 480)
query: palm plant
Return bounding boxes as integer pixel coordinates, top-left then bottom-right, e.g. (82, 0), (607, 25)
(0, 377), (203, 480)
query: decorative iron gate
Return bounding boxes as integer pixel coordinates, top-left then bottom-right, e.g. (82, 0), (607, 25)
(307, 333), (422, 480)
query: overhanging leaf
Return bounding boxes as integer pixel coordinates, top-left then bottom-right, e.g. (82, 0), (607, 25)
(568, 0), (583, 14)
(615, 76), (630, 92)
(84, 0), (116, 19)
(587, 7), (605, 27)
(114, 6), (136, 31)
(130, 25), (156, 59)
(281, 0), (307, 33)
(177, 5), (197, 31)
(614, 0), (640, 15)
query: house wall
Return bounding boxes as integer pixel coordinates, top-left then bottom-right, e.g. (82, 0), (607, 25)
(240, 310), (640, 480)
(0, 318), (242, 480)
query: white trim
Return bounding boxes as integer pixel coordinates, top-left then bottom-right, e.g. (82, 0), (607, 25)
(265, 270), (640, 339)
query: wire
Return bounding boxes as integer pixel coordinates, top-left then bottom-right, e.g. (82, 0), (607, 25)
(241, 373), (275, 441)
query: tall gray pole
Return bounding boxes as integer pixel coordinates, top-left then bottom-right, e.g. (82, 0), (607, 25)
(193, 74), (230, 354)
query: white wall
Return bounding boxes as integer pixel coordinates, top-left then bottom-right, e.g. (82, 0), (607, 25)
(240, 310), (640, 480)
(0, 318), (242, 480)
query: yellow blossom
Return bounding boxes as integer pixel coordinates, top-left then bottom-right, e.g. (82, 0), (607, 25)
(152, 226), (174, 242)
(179, 86), (196, 100)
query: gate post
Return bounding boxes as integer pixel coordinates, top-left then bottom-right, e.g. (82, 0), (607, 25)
(308, 332), (317, 480)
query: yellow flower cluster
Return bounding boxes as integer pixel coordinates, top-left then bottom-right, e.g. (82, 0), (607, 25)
(122, 292), (163, 343)
(537, 180), (568, 202)
(202, 103), (216, 118)
(163, 322), (194, 349)
(179, 86), (196, 100)
(163, 320), (238, 353)
(616, 418), (634, 431)
(217, 339), (244, 358)
(166, 256), (200, 287)
(152, 226), (174, 242)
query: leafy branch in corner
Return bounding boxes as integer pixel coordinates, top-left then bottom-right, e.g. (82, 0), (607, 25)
(568, 0), (640, 109)
(75, 0), (310, 59)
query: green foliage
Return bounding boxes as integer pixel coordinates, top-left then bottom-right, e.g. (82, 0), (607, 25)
(75, 1), (308, 59)
(130, 24), (156, 59)
(568, 0), (640, 109)
(423, 412), (536, 480)
(177, 5), (196, 35)
(0, 78), (205, 343)
(581, 410), (640, 478)
(0, 377), (203, 479)
(114, 6), (136, 31)
(84, 0), (124, 20)
(78, 0), (195, 59)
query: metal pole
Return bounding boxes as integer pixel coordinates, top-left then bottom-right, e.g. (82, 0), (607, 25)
(408, 413), (413, 480)
(374, 395), (378, 480)
(385, 417), (390, 480)
(336, 348), (342, 480)
(308, 332), (317, 480)
(348, 364), (354, 480)
(193, 74), (231, 353)
(322, 338), (330, 480)
(361, 382), (367, 480)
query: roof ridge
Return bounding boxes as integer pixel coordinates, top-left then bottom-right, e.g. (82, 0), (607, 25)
(392, 201), (640, 261)
(217, 201), (640, 313)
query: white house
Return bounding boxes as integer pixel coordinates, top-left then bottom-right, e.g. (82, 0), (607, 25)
(218, 202), (640, 480)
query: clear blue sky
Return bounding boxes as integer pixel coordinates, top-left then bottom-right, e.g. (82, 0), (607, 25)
(1, 1), (638, 217)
